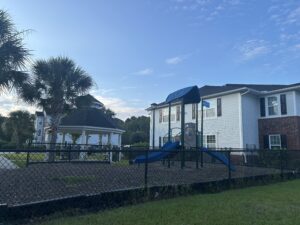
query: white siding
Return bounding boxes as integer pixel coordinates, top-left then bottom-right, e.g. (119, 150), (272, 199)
(201, 93), (241, 148)
(241, 93), (259, 149)
(150, 93), (242, 148)
(296, 91), (300, 115)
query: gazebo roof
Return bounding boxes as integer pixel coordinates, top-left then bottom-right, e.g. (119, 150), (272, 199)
(60, 108), (119, 129)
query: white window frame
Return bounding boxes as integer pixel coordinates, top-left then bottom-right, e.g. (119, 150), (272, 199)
(267, 96), (279, 116)
(269, 134), (281, 150)
(162, 106), (178, 123)
(203, 134), (217, 149)
(198, 100), (216, 119)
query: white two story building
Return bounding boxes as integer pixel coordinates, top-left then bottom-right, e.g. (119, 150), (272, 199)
(147, 83), (300, 150)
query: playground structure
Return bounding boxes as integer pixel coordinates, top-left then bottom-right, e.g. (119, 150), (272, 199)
(134, 86), (235, 171)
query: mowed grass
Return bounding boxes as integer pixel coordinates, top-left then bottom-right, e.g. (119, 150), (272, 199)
(37, 180), (300, 225)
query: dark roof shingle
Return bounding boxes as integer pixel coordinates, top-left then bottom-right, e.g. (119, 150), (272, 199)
(60, 108), (118, 129)
(152, 83), (300, 108)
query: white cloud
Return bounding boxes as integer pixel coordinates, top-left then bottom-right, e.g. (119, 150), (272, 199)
(134, 68), (153, 76)
(93, 94), (147, 120)
(0, 91), (147, 121)
(0, 93), (37, 116)
(166, 54), (190, 65)
(165, 56), (184, 65)
(286, 6), (300, 24)
(236, 39), (270, 61)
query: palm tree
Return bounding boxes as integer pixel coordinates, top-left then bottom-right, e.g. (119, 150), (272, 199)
(21, 57), (93, 160)
(0, 10), (30, 93)
(2, 110), (35, 148)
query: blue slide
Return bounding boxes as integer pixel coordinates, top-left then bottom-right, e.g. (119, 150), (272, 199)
(133, 141), (180, 164)
(200, 148), (236, 171)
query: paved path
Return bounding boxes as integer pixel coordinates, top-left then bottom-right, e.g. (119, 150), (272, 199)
(0, 156), (18, 169)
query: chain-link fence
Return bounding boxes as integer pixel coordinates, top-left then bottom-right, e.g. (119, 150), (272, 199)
(0, 145), (299, 213)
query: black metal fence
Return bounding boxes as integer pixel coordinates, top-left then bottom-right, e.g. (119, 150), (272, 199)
(0, 144), (300, 219)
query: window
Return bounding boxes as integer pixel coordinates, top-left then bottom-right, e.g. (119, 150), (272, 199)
(199, 134), (217, 149)
(176, 105), (180, 121)
(206, 135), (216, 148)
(192, 104), (196, 119)
(199, 100), (216, 119)
(161, 107), (176, 123)
(37, 129), (41, 136)
(159, 109), (162, 123)
(217, 98), (222, 117)
(269, 135), (281, 149)
(268, 96), (279, 116)
(260, 98), (266, 117)
(280, 94), (287, 115)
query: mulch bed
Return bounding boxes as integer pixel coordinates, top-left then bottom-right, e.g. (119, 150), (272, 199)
(0, 161), (282, 207)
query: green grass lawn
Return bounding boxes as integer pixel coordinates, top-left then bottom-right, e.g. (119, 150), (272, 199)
(36, 180), (300, 225)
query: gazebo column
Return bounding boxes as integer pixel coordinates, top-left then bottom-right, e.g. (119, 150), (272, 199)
(62, 132), (66, 146)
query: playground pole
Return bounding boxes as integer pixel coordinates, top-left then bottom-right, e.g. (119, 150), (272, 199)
(200, 99), (204, 168)
(195, 103), (199, 169)
(168, 103), (171, 142)
(181, 101), (185, 169)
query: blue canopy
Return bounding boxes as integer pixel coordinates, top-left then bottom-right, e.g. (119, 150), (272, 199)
(165, 86), (200, 104)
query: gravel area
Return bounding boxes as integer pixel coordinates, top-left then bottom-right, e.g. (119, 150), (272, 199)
(0, 161), (282, 207)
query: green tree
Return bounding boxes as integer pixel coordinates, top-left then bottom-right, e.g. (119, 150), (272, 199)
(0, 10), (30, 93)
(21, 57), (93, 160)
(2, 110), (34, 148)
(0, 114), (7, 141)
(122, 116), (150, 145)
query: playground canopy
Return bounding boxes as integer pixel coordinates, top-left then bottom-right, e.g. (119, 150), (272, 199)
(165, 86), (201, 104)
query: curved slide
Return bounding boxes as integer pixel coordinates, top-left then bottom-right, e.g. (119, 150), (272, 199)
(133, 141), (180, 164)
(200, 147), (236, 171)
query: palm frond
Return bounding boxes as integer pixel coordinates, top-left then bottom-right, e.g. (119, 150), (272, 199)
(0, 10), (31, 94)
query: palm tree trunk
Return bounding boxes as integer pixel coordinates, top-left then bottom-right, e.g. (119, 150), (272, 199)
(47, 114), (62, 162)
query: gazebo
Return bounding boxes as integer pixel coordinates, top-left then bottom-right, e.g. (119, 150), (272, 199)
(55, 108), (124, 148)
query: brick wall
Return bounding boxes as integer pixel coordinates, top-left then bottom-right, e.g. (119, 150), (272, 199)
(258, 116), (300, 150)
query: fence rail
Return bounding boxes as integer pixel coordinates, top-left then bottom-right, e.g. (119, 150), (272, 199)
(0, 145), (300, 220)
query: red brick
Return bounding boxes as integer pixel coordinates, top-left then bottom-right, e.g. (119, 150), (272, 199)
(258, 116), (300, 150)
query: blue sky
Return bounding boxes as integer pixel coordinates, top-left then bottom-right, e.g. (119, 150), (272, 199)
(1, 0), (300, 119)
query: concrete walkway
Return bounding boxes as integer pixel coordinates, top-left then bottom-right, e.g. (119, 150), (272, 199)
(0, 156), (18, 169)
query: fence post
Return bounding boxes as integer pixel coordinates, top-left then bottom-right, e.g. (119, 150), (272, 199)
(227, 150), (232, 186)
(144, 148), (149, 188)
